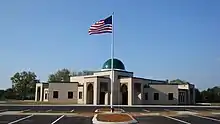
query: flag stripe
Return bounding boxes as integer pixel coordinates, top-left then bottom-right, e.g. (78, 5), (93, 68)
(89, 24), (111, 30)
(88, 16), (112, 35)
(89, 25), (112, 32)
(89, 31), (112, 35)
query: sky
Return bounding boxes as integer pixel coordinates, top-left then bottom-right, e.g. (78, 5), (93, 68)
(0, 0), (219, 90)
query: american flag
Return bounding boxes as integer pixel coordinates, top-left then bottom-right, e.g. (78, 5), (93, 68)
(88, 15), (112, 35)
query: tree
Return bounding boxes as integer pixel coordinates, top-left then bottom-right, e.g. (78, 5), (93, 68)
(169, 79), (188, 84)
(48, 68), (71, 82)
(10, 71), (37, 100)
(0, 90), (5, 100)
(4, 88), (16, 99)
(72, 70), (95, 76)
(200, 86), (220, 103)
(48, 69), (95, 82)
(195, 88), (202, 102)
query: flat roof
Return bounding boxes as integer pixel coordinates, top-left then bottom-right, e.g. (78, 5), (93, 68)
(84, 76), (110, 79)
(94, 69), (134, 74)
(119, 76), (167, 83)
(48, 81), (78, 83)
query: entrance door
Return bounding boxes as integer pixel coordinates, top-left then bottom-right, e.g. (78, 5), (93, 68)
(87, 84), (94, 104)
(121, 84), (128, 105)
(179, 92), (185, 104)
(99, 92), (105, 104)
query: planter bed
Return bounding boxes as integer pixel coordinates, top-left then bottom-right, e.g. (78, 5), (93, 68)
(92, 113), (138, 124)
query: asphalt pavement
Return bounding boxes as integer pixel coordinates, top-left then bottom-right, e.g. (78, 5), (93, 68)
(0, 105), (220, 112)
(0, 105), (219, 123)
(0, 115), (219, 124)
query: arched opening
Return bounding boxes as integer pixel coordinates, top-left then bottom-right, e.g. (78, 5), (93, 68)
(99, 82), (108, 104)
(121, 84), (128, 105)
(87, 84), (93, 104)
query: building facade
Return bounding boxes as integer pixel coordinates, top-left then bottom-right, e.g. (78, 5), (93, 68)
(35, 58), (195, 105)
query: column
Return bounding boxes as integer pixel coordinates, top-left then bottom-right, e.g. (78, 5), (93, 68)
(128, 82), (132, 106)
(93, 82), (97, 105)
(40, 85), (43, 101)
(84, 83), (87, 104)
(105, 92), (109, 105)
(35, 86), (38, 101)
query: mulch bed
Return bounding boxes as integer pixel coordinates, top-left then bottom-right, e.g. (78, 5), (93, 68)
(96, 113), (133, 122)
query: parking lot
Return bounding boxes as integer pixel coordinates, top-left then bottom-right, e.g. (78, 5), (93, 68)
(0, 114), (220, 124)
(0, 105), (219, 124)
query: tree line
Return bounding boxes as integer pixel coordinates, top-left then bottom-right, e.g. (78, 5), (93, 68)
(1, 70), (219, 103)
(0, 69), (94, 100)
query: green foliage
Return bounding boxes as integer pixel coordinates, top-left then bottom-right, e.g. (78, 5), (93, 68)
(10, 71), (37, 100)
(4, 88), (16, 99)
(200, 86), (220, 103)
(72, 70), (95, 76)
(48, 69), (95, 82)
(169, 79), (188, 84)
(0, 90), (5, 100)
(48, 68), (71, 82)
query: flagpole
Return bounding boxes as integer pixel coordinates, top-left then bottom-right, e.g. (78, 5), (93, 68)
(110, 12), (114, 113)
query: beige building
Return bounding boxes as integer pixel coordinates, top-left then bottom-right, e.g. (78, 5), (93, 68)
(35, 58), (195, 105)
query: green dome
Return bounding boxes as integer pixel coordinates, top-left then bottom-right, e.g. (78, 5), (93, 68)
(102, 58), (125, 70)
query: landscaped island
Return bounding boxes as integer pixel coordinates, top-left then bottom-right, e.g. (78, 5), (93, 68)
(92, 113), (138, 124)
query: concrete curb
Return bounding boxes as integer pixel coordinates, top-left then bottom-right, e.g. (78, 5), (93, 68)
(92, 113), (138, 124)
(1, 104), (220, 107)
(95, 108), (125, 113)
(140, 113), (160, 116)
(212, 112), (220, 115)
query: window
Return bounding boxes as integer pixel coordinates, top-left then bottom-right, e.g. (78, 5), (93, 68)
(168, 93), (174, 100)
(79, 92), (82, 99)
(154, 93), (159, 100)
(145, 93), (148, 100)
(53, 91), (58, 98)
(68, 92), (73, 99)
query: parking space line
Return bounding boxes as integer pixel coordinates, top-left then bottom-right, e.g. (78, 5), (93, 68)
(185, 109), (197, 112)
(70, 109), (74, 112)
(163, 116), (191, 124)
(207, 109), (214, 111)
(8, 114), (34, 124)
(46, 109), (52, 112)
(51, 115), (65, 124)
(192, 114), (220, 122)
(143, 109), (150, 112)
(0, 109), (8, 112)
(164, 109), (170, 111)
(22, 109), (30, 112)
